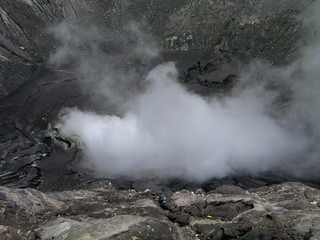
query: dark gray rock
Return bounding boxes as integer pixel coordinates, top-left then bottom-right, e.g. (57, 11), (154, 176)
(213, 185), (245, 195)
(0, 225), (21, 240)
(1, 3), (320, 239)
(0, 0), (314, 98)
(0, 182), (320, 239)
(0, 0), (62, 99)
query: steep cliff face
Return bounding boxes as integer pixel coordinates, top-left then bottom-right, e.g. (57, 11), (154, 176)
(0, 0), (61, 98)
(0, 0), (314, 99)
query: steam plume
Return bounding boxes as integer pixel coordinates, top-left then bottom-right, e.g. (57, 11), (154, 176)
(60, 62), (308, 181)
(52, 3), (320, 181)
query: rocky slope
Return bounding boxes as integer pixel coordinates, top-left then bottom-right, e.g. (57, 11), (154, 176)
(0, 0), (315, 99)
(1, 0), (319, 191)
(1, 1), (320, 239)
(1, 182), (320, 240)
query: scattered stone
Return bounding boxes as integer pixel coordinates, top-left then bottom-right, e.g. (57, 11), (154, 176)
(0, 182), (319, 239)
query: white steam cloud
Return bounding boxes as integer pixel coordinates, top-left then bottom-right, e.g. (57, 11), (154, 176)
(52, 3), (320, 181)
(60, 62), (308, 181)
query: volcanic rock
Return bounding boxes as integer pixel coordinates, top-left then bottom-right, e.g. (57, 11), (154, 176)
(0, 0), (314, 98)
(0, 182), (320, 239)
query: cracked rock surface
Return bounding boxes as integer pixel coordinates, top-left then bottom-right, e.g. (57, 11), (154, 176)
(0, 182), (320, 239)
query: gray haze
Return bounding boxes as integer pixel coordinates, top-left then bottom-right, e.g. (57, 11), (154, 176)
(55, 2), (320, 181)
(49, 21), (159, 110)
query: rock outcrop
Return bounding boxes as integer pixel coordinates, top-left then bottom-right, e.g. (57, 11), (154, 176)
(1, 182), (319, 239)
